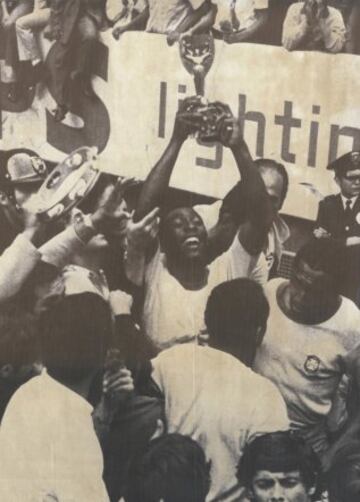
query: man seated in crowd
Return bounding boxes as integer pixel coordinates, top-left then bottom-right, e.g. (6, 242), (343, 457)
(15, 0), (50, 87)
(237, 431), (320, 502)
(254, 238), (360, 468)
(126, 97), (274, 349)
(148, 278), (289, 501)
(122, 434), (210, 502)
(0, 290), (113, 500)
(282, 0), (346, 53)
(210, 0), (269, 44)
(314, 151), (360, 306)
(112, 0), (215, 45)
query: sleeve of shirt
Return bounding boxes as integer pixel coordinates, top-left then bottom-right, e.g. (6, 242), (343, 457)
(40, 225), (86, 269)
(216, 234), (268, 285)
(319, 9), (346, 53)
(247, 379), (289, 443)
(282, 4), (308, 50)
(188, 0), (207, 10)
(0, 233), (41, 303)
(254, 0), (268, 10)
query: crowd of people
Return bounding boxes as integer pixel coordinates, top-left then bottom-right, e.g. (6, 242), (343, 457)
(0, 1), (359, 119)
(0, 89), (359, 501)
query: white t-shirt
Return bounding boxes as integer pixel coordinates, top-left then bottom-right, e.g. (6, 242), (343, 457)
(0, 370), (109, 502)
(152, 344), (289, 502)
(254, 279), (360, 434)
(143, 236), (267, 349)
(212, 0), (268, 32)
(145, 0), (206, 33)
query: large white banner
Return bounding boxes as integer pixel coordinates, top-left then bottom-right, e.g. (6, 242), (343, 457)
(1, 32), (360, 219)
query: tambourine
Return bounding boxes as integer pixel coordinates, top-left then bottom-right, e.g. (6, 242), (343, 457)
(26, 147), (100, 221)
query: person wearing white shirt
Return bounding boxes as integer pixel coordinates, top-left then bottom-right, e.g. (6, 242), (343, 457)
(126, 98), (274, 350)
(149, 278), (289, 501)
(0, 291), (113, 501)
(254, 239), (360, 471)
(282, 0), (346, 53)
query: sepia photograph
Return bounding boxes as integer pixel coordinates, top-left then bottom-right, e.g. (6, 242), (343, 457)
(0, 0), (360, 501)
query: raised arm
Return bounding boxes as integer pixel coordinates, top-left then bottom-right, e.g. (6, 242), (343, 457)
(206, 109), (273, 259)
(180, 1), (217, 38)
(223, 8), (268, 44)
(134, 96), (202, 222)
(112, 6), (149, 39)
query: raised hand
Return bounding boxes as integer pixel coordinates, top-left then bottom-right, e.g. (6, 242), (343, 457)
(90, 177), (136, 237)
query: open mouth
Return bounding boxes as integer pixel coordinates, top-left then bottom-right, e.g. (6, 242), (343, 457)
(183, 236), (201, 248)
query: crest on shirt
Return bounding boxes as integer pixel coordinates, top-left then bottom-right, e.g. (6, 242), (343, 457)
(304, 355), (321, 374)
(351, 151), (360, 165)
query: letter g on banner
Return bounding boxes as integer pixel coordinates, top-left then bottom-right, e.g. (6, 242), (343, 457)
(45, 40), (111, 154)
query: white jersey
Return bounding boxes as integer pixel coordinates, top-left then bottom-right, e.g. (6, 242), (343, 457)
(254, 278), (360, 434)
(0, 370), (109, 501)
(152, 344), (289, 501)
(143, 236), (267, 349)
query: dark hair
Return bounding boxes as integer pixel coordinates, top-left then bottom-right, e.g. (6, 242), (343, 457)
(0, 300), (39, 370)
(205, 279), (269, 355)
(327, 441), (360, 502)
(39, 293), (113, 382)
(255, 158), (289, 207)
(237, 431), (319, 490)
(123, 433), (210, 502)
(158, 207), (206, 255)
(293, 238), (343, 283)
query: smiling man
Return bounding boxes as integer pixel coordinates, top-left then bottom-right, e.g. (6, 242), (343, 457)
(126, 97), (273, 349)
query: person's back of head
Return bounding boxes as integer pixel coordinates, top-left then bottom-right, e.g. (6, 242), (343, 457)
(39, 292), (113, 384)
(0, 300), (40, 383)
(123, 433), (210, 502)
(204, 278), (269, 366)
(327, 441), (360, 502)
(237, 431), (319, 502)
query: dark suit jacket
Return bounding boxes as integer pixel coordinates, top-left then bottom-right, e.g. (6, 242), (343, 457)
(315, 193), (360, 240)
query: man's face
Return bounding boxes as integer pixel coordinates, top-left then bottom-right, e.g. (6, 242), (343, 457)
(336, 168), (360, 198)
(13, 183), (42, 208)
(259, 168), (285, 213)
(289, 259), (332, 315)
(162, 207), (207, 260)
(251, 470), (310, 502)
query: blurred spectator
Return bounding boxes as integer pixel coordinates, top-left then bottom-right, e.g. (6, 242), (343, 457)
(0, 0), (33, 101)
(46, 0), (108, 122)
(0, 292), (112, 500)
(254, 239), (360, 465)
(122, 434), (211, 502)
(262, 0), (297, 46)
(237, 431), (320, 502)
(15, 0), (50, 85)
(0, 300), (41, 422)
(112, 0), (147, 39)
(282, 0), (346, 53)
(112, 0), (214, 45)
(327, 440), (360, 502)
(211, 0), (269, 44)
